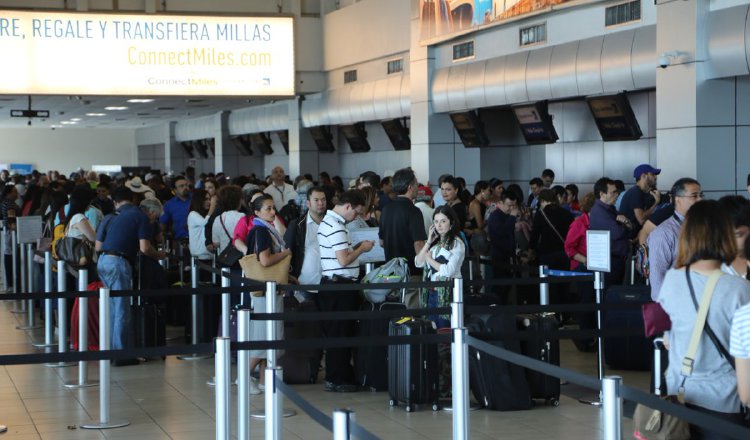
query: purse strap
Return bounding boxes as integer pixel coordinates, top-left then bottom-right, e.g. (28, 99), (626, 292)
(219, 214), (232, 240)
(686, 267), (735, 369)
(539, 207), (565, 244)
(681, 268), (723, 378)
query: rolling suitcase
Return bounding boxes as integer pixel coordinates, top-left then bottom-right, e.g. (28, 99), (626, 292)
(133, 255), (167, 354)
(602, 283), (652, 370)
(278, 297), (323, 384)
(70, 281), (103, 351)
(355, 299), (406, 391)
(387, 317), (440, 412)
(517, 313), (560, 406)
(467, 313), (533, 411)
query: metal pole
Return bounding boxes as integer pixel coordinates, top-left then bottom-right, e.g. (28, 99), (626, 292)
(179, 257), (211, 360)
(265, 367), (282, 440)
(64, 269), (97, 388)
(211, 253), (218, 285)
(32, 251), (55, 347)
(538, 265), (549, 306)
(208, 268), (232, 387)
(653, 338), (664, 396)
(80, 288), (129, 430)
(451, 278), (464, 329)
(18, 238), (26, 295)
(332, 408), (355, 440)
(580, 271), (605, 406)
(16, 245), (41, 329)
(452, 328), (469, 440)
(364, 262), (374, 274)
(47, 260), (74, 368)
(266, 281), (278, 367)
(237, 309), (251, 440)
(1, 225), (6, 292)
(215, 337), (231, 440)
(11, 229), (18, 295)
(602, 376), (623, 440)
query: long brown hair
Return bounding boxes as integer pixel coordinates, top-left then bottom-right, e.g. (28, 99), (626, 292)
(675, 200), (736, 268)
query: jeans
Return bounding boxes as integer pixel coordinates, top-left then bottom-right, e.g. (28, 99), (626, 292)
(97, 254), (133, 350)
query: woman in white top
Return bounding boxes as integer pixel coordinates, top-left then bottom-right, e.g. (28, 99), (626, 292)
(211, 185), (245, 264)
(187, 189), (217, 260)
(415, 205), (465, 328)
(65, 187), (96, 242)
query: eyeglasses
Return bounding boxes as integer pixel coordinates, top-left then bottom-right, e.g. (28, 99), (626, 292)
(677, 192), (704, 199)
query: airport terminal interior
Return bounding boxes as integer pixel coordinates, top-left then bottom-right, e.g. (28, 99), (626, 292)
(3, 0), (750, 438)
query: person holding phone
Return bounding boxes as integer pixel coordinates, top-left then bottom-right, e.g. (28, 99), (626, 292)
(415, 205), (465, 328)
(619, 164), (662, 231)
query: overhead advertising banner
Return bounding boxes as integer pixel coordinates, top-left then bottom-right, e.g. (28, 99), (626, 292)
(419, 0), (578, 44)
(0, 11), (295, 96)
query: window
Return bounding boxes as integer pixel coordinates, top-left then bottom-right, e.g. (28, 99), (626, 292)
(344, 69), (357, 84)
(387, 59), (403, 74)
(519, 23), (546, 47)
(452, 41), (474, 61)
(605, 0), (641, 27)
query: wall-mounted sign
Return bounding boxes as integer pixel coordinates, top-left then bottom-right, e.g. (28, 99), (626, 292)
(0, 11), (295, 96)
(9, 163), (33, 174)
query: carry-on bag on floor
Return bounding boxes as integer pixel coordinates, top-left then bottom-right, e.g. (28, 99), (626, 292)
(133, 255), (167, 355)
(387, 317), (440, 412)
(517, 313), (561, 406)
(354, 299), (406, 391)
(467, 313), (533, 411)
(602, 283), (652, 370)
(278, 297), (323, 384)
(70, 281), (103, 351)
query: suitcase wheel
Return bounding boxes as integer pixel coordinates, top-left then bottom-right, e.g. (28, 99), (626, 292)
(405, 405), (413, 413)
(431, 403), (439, 411)
(549, 398), (559, 407)
(388, 399), (397, 407)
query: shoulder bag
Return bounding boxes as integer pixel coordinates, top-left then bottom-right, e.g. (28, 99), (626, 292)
(216, 213), (243, 268)
(239, 227), (290, 297)
(633, 269), (723, 440)
(55, 221), (95, 268)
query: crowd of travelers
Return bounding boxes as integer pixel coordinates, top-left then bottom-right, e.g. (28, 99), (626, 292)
(1, 163), (750, 437)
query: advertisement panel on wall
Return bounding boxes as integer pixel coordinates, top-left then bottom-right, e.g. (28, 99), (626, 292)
(0, 11), (295, 96)
(419, 0), (580, 43)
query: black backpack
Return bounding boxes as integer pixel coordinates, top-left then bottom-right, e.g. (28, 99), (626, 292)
(278, 201), (302, 227)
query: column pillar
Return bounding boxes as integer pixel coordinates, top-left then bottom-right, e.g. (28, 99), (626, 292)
(214, 111), (230, 175)
(164, 121), (176, 174)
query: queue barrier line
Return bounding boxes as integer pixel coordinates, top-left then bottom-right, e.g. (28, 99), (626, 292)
(466, 335), (750, 440)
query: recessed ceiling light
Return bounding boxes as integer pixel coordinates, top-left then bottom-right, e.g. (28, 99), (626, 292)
(85, 113), (107, 117)
(70, 118), (82, 122)
(127, 99), (155, 103)
(60, 121), (78, 125)
(104, 106), (129, 111)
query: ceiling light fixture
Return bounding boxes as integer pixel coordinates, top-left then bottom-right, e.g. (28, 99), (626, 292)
(70, 118), (82, 121)
(104, 106), (129, 111)
(60, 121), (78, 125)
(127, 99), (155, 103)
(85, 113), (107, 117)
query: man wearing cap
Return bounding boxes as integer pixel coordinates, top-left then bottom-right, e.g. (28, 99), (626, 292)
(619, 164), (662, 229)
(414, 184), (434, 236)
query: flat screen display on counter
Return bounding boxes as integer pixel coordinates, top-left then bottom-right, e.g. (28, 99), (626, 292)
(0, 10), (295, 96)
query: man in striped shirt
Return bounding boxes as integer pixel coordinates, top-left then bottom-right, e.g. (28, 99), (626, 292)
(317, 189), (374, 392)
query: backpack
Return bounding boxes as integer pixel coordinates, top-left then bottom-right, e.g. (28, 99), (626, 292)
(635, 242), (649, 279)
(361, 257), (410, 303)
(278, 201), (301, 228)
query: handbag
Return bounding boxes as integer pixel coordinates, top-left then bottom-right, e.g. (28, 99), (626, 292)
(361, 257), (410, 303)
(632, 269), (723, 440)
(642, 302), (672, 337)
(55, 236), (95, 268)
(216, 214), (243, 267)
(34, 221), (52, 264)
(239, 226), (291, 296)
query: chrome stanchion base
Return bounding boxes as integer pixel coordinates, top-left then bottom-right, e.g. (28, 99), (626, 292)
(16, 323), (43, 330)
(249, 409), (297, 419)
(63, 381), (98, 389)
(31, 340), (57, 348)
(206, 376), (237, 387)
(578, 394), (602, 406)
(178, 353), (212, 361)
(0, 424), (6, 433)
(80, 420), (130, 430)
(45, 362), (76, 368)
(439, 400), (482, 412)
(10, 302), (26, 314)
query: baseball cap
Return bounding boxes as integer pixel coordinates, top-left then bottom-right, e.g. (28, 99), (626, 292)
(416, 185), (433, 203)
(633, 164), (661, 180)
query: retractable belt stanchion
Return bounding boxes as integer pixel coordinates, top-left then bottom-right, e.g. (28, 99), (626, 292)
(64, 269), (97, 388)
(451, 278), (469, 440)
(32, 251), (56, 347)
(265, 366), (283, 440)
(11, 231), (26, 314)
(580, 271), (605, 406)
(179, 256), (211, 360)
(46, 260), (74, 367)
(11, 229), (19, 297)
(253, 281), (295, 420)
(1, 225), (6, 292)
(602, 376), (623, 440)
(17, 243), (41, 331)
(332, 409), (355, 440)
(208, 268), (232, 387)
(80, 287), (129, 430)
(215, 336), (231, 440)
(237, 309), (251, 440)
(538, 265), (550, 306)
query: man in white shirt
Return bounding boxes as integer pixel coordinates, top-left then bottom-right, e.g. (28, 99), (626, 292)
(414, 185), (434, 236)
(264, 166), (297, 211)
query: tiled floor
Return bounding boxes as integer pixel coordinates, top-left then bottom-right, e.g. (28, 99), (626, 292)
(0, 298), (645, 440)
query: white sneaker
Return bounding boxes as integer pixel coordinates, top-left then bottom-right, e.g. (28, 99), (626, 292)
(259, 382), (265, 392)
(249, 377), (262, 395)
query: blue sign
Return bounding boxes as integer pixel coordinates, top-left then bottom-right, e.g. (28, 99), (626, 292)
(10, 163), (33, 174)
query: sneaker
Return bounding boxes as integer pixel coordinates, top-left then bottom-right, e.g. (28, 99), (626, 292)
(259, 382), (265, 392)
(249, 377), (261, 395)
(324, 381), (357, 393)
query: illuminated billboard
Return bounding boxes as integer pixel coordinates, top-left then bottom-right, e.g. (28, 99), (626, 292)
(419, 0), (578, 43)
(0, 11), (295, 96)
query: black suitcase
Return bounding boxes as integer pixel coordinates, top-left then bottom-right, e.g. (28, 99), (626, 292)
(467, 313), (533, 411)
(387, 317), (440, 412)
(132, 301), (167, 351)
(278, 297), (323, 384)
(602, 284), (652, 370)
(517, 313), (560, 406)
(355, 300), (406, 391)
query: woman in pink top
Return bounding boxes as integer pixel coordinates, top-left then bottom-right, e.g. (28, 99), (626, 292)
(564, 192), (596, 270)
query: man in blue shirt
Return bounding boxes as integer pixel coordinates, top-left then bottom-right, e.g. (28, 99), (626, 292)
(96, 187), (166, 363)
(619, 164), (662, 230)
(159, 176), (191, 241)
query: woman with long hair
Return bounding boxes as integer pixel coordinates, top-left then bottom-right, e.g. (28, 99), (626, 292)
(187, 189), (217, 260)
(64, 186), (96, 242)
(468, 180), (491, 232)
(415, 205), (465, 328)
(439, 175), (467, 231)
(659, 200), (750, 438)
(529, 188), (573, 270)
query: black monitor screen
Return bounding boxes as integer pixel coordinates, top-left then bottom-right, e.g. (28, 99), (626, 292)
(276, 130), (289, 154)
(381, 119), (411, 150)
(231, 135), (253, 156)
(587, 94), (643, 141)
(179, 141), (194, 158)
(340, 122), (371, 153)
(250, 132), (273, 155)
(449, 111), (489, 147)
(512, 102), (559, 145)
(309, 126), (335, 152)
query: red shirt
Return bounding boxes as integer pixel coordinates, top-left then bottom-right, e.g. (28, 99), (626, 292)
(564, 213), (589, 270)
